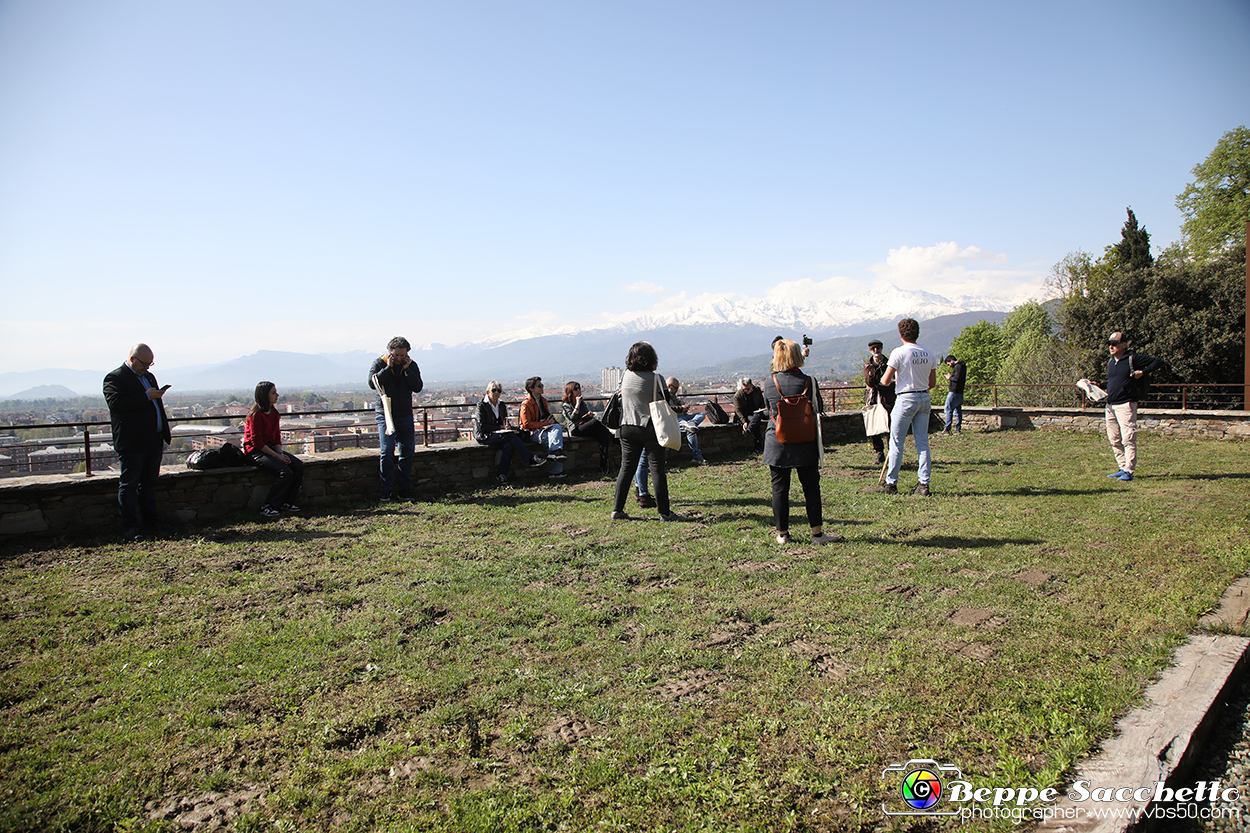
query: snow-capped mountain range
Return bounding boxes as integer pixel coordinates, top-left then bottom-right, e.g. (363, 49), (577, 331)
(465, 285), (1017, 350)
(1, 285), (1020, 395)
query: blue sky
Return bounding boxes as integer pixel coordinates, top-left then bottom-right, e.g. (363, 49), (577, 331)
(1, 0), (1247, 372)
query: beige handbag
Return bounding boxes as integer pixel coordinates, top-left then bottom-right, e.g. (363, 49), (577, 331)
(649, 375), (682, 450)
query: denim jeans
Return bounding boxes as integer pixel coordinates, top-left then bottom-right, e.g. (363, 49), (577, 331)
(886, 391), (932, 486)
(679, 413), (704, 460)
(377, 415), (416, 498)
(944, 392), (964, 431)
(530, 424), (563, 474)
(635, 446), (652, 495)
(117, 437), (164, 533)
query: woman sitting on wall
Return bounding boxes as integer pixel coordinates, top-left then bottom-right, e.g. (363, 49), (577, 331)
(243, 381), (303, 518)
(561, 381), (615, 475)
(473, 381), (548, 486)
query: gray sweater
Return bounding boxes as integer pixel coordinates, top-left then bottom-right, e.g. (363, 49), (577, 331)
(620, 370), (672, 428)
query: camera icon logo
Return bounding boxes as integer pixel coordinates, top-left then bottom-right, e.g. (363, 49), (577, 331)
(881, 759), (962, 817)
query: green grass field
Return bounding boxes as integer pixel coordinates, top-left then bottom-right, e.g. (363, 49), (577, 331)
(2, 429), (1247, 832)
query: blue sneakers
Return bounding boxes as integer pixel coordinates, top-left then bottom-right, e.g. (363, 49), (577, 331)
(1107, 470), (1126, 478)
(1117, 472), (1133, 481)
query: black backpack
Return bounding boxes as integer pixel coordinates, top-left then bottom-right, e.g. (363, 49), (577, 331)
(186, 448), (222, 470)
(218, 442), (247, 467)
(703, 401), (729, 425)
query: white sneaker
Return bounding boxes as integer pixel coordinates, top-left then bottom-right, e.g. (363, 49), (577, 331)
(810, 532), (842, 545)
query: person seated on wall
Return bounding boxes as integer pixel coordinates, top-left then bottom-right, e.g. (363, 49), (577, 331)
(243, 381), (303, 518)
(666, 376), (706, 464)
(518, 376), (567, 480)
(733, 377), (767, 452)
(561, 381), (615, 475)
(473, 381), (548, 486)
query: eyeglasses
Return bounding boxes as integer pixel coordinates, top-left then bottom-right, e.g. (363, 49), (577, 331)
(488, 387), (502, 393)
(1107, 340), (1121, 346)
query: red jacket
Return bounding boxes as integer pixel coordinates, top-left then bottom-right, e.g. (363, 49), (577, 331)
(243, 408), (282, 455)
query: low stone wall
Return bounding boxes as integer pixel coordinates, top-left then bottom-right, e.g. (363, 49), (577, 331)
(2, 408), (1244, 539)
(0, 421), (773, 538)
(957, 406), (1250, 440)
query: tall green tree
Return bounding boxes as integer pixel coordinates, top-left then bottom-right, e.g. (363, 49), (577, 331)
(1059, 245), (1245, 405)
(1114, 208), (1152, 270)
(1176, 125), (1250, 263)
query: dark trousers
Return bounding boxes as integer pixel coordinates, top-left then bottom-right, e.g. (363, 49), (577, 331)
(770, 464), (822, 532)
(247, 447), (304, 508)
(481, 431), (533, 475)
(117, 438), (164, 533)
(572, 419), (615, 472)
(614, 424), (669, 515)
(742, 413), (766, 451)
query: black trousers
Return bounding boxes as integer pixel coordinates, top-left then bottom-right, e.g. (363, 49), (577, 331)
(572, 419), (615, 472)
(770, 464), (822, 532)
(247, 447), (304, 508)
(614, 424), (669, 515)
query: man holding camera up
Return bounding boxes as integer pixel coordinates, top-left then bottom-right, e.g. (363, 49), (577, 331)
(368, 336), (424, 502)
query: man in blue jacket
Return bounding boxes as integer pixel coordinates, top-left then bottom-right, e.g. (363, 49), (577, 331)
(1102, 332), (1164, 482)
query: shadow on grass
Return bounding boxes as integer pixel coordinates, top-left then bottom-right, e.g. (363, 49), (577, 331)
(905, 535), (1045, 548)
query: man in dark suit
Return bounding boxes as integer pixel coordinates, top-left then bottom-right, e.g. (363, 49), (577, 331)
(103, 343), (172, 542)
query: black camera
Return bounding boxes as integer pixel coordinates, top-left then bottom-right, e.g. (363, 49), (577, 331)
(802, 335), (813, 346)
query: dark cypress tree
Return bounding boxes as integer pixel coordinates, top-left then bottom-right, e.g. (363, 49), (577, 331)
(1114, 207), (1153, 271)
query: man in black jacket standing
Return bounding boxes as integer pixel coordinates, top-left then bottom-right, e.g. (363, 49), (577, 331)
(368, 336), (424, 502)
(103, 343), (172, 542)
(1103, 332), (1164, 483)
(941, 355), (966, 435)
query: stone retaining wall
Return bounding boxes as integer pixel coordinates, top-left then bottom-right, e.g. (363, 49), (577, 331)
(0, 408), (1243, 539)
(957, 406), (1250, 440)
(0, 420), (779, 538)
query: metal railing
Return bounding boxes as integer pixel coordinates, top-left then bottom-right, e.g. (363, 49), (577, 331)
(1, 382), (1243, 477)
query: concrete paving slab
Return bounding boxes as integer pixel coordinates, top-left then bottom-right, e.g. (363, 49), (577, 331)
(1199, 576), (1250, 632)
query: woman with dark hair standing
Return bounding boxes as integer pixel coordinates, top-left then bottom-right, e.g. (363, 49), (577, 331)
(763, 340), (840, 545)
(611, 341), (680, 521)
(243, 381), (303, 518)
(562, 381), (615, 475)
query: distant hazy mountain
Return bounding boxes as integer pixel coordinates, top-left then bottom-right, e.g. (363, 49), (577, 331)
(1, 384), (83, 401)
(1, 286), (1019, 394)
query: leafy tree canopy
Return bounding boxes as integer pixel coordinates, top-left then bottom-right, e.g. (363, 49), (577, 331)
(1176, 125), (1250, 263)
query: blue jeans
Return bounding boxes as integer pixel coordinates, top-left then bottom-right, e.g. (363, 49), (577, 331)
(377, 415), (416, 497)
(679, 414), (704, 460)
(635, 446), (652, 495)
(530, 424), (563, 474)
(886, 392), (932, 486)
(944, 392), (963, 431)
(481, 431), (534, 475)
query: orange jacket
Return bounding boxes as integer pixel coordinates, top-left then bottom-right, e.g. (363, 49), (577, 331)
(518, 395), (552, 430)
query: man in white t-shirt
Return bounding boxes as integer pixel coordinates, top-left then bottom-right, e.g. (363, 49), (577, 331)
(874, 318), (938, 495)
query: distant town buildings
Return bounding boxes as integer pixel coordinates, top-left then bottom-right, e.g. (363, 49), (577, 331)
(601, 366), (623, 392)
